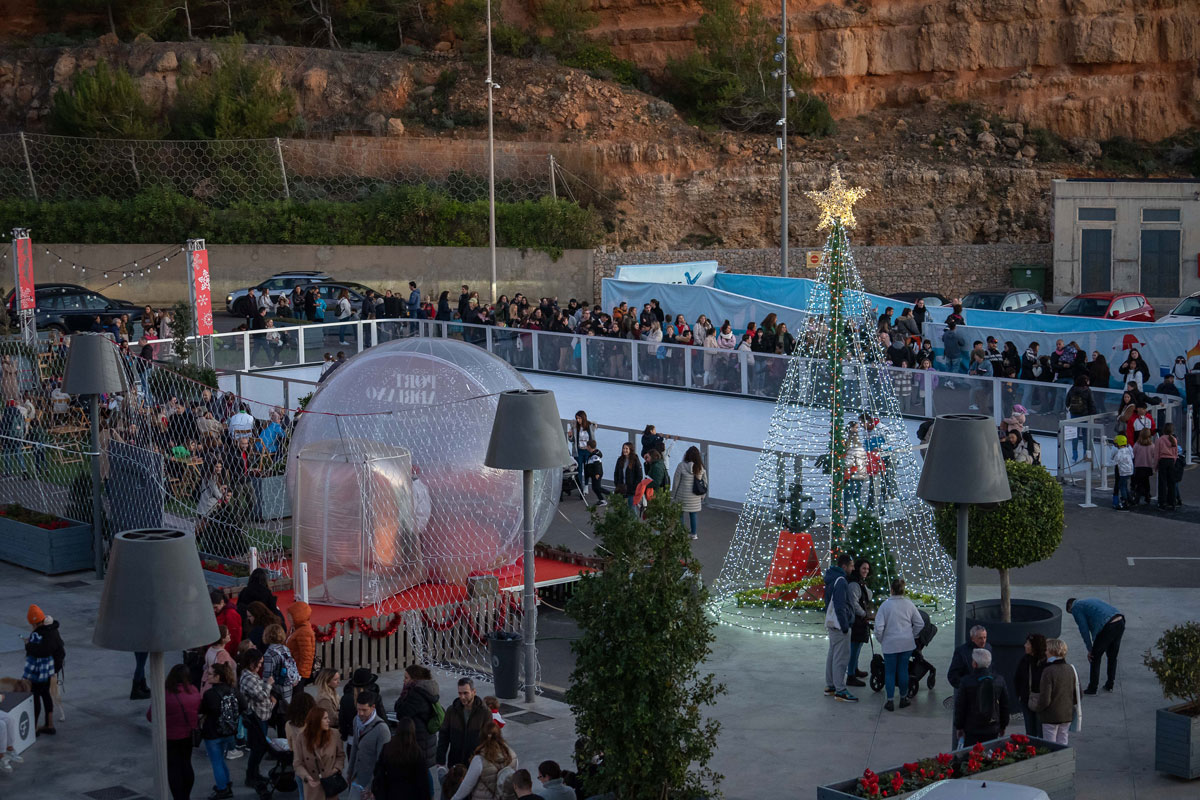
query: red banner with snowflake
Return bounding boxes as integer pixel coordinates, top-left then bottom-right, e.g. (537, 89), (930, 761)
(190, 248), (214, 335)
(14, 236), (34, 311)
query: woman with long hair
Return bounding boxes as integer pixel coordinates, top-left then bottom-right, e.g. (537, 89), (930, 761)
(150, 663), (201, 800)
(238, 648), (275, 788)
(199, 661), (239, 800)
(244, 601), (282, 652)
(336, 288), (355, 345)
(312, 668), (341, 726)
(435, 291), (452, 322)
(372, 718), (432, 800)
(1014, 633), (1047, 737)
(449, 721), (517, 800)
(845, 559), (873, 688)
(393, 664), (440, 768)
(237, 568), (279, 621)
(1157, 422), (1181, 509)
(202, 624), (235, 695)
(294, 706), (345, 800)
(285, 692), (316, 753)
(672, 446), (707, 539)
(612, 441), (643, 509)
(568, 411), (594, 494)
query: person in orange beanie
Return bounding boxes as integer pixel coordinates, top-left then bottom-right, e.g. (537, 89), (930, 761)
(23, 604), (64, 736)
(286, 601), (315, 683)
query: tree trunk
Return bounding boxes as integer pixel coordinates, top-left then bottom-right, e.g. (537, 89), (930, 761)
(183, 1), (193, 39)
(1000, 567), (1011, 623)
(107, 2), (117, 36)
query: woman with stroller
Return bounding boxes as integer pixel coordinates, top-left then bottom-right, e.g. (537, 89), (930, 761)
(845, 559), (873, 688)
(873, 579), (925, 712)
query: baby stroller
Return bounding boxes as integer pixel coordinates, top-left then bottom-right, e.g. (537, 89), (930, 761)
(243, 713), (297, 799)
(869, 609), (938, 699)
(561, 461), (585, 501)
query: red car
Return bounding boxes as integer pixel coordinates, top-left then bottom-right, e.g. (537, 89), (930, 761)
(1058, 292), (1155, 322)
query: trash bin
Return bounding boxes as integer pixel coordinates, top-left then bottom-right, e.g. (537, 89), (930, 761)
(488, 631), (523, 699)
(1009, 264), (1047, 293)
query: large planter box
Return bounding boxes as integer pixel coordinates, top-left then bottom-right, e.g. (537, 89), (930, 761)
(817, 737), (1075, 800)
(0, 514), (93, 574)
(1156, 702), (1200, 779)
(252, 474), (289, 521)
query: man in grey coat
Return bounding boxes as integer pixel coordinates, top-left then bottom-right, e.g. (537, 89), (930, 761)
(346, 690), (391, 800)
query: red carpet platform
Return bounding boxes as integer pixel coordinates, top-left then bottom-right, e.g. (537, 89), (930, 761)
(273, 556), (588, 627)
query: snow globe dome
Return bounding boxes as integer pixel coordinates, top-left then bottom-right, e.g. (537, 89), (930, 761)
(287, 337), (562, 588)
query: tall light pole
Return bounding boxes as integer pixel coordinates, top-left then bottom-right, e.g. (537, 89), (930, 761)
(485, 0), (498, 305)
(775, 2), (790, 278)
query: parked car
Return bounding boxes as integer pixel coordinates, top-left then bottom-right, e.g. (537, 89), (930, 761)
(955, 288), (1045, 313)
(887, 291), (950, 308)
(226, 270), (333, 313)
(1158, 292), (1200, 324)
(6, 283), (143, 333)
(1058, 291), (1155, 322)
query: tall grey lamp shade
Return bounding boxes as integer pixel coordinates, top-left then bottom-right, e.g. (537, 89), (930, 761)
(484, 389), (571, 702)
(916, 414), (1011, 506)
(484, 390), (573, 471)
(94, 529), (218, 800)
(94, 529), (219, 651)
(62, 332), (127, 578)
(62, 332), (128, 396)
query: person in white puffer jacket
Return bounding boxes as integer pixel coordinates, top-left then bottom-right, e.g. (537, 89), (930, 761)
(873, 578), (926, 713)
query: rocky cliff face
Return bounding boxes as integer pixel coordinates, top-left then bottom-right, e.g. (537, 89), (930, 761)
(585, 0), (1200, 140)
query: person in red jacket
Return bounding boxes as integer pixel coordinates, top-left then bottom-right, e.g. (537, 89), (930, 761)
(286, 601), (316, 683)
(211, 589), (243, 658)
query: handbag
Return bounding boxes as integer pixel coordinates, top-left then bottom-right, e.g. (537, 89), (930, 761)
(1026, 663), (1040, 712)
(1069, 665), (1083, 733)
(692, 473), (708, 496)
(175, 692), (202, 748)
(316, 746), (349, 797)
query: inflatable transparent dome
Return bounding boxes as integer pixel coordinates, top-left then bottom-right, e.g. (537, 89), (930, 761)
(288, 338), (562, 600)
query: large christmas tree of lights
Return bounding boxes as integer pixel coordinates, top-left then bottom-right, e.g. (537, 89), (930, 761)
(711, 167), (955, 636)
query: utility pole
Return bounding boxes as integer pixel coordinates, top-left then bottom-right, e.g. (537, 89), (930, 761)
(486, 0), (498, 305)
(776, 1), (790, 278)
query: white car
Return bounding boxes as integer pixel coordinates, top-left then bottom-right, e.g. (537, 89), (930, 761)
(1156, 292), (1200, 324)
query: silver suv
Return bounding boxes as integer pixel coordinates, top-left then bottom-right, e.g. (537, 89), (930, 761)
(226, 271), (333, 313)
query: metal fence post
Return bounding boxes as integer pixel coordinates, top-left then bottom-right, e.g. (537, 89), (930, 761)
(630, 340), (638, 383)
(297, 326), (306, 365)
(19, 132), (37, 201)
(549, 154), (556, 200)
(531, 330), (541, 371)
(275, 138), (291, 200)
(992, 379), (1003, 424)
(243, 332), (251, 371)
(739, 351), (749, 395)
(485, 326), (494, 354)
(579, 336), (589, 377)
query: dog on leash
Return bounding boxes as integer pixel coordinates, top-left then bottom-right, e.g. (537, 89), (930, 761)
(0, 676), (65, 721)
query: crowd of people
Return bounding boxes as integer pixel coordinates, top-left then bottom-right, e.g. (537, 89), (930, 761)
(13, 572), (597, 800)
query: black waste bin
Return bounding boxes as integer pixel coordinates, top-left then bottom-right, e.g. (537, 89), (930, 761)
(489, 631), (523, 699)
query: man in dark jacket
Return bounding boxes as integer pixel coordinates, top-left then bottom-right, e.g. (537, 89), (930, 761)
(437, 677), (491, 767)
(823, 554), (856, 702)
(338, 669), (389, 742)
(948, 625), (992, 689)
(954, 648), (1010, 746)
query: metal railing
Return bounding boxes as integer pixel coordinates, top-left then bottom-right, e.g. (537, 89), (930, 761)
(160, 316), (1174, 436)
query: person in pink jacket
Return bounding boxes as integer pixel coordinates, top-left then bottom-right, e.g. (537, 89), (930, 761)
(148, 664), (202, 800)
(1155, 423), (1181, 509)
(1131, 428), (1157, 506)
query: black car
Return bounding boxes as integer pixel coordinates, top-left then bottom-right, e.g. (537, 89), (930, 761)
(6, 283), (143, 333)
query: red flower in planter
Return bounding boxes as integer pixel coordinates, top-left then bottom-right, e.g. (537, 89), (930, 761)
(1026, 746), (1037, 756)
(936, 753), (953, 766)
(1011, 734), (1029, 745)
(902, 762), (919, 774)
(890, 773), (904, 793)
(972, 742), (985, 755)
(1005, 742), (1016, 753)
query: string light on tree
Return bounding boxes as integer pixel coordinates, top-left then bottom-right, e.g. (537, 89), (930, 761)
(710, 166), (954, 637)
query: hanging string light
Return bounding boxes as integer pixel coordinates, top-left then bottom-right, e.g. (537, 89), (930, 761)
(709, 167), (955, 638)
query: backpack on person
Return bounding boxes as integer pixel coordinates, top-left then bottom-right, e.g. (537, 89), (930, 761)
(426, 697), (445, 734)
(1068, 391), (1087, 415)
(975, 674), (999, 725)
(272, 645), (301, 687)
(216, 689), (241, 737)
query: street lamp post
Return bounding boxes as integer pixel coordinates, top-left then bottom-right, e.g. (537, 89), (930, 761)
(484, 389), (572, 702)
(485, 0), (498, 305)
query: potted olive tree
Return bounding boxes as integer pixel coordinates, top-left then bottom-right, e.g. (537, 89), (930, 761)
(1144, 621), (1200, 779)
(934, 461), (1064, 691)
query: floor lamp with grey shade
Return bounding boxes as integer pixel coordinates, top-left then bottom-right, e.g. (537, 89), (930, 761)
(61, 332), (129, 578)
(484, 389), (572, 702)
(916, 414), (1011, 647)
(916, 414), (1010, 747)
(94, 530), (220, 800)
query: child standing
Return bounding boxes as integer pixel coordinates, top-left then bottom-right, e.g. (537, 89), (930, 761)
(584, 439), (609, 508)
(483, 695), (505, 729)
(1111, 435), (1134, 510)
(1131, 428), (1157, 505)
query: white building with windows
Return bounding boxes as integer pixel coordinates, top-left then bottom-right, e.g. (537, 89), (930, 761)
(1052, 178), (1199, 303)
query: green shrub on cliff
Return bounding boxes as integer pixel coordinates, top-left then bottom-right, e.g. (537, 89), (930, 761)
(0, 186), (603, 258)
(50, 62), (167, 140)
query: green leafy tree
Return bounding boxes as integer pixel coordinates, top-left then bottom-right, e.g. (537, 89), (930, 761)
(49, 62), (168, 139)
(566, 496), (724, 799)
(934, 461), (1063, 622)
(170, 36), (298, 139)
(1143, 622), (1200, 707)
(667, 0), (833, 135)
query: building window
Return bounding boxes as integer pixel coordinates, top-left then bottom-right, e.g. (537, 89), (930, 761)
(1078, 207), (1116, 221)
(1142, 208), (1181, 222)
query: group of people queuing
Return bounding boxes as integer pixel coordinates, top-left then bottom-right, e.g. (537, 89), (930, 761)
(568, 412), (708, 538)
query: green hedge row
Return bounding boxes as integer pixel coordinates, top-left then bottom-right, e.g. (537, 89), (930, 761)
(0, 186), (604, 257)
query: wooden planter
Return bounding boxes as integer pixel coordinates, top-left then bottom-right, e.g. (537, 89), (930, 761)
(817, 737), (1075, 800)
(1156, 702), (1200, 779)
(0, 514), (92, 575)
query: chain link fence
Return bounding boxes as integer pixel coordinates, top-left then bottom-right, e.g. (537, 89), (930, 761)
(0, 133), (554, 206)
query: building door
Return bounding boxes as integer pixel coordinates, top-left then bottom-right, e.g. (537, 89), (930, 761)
(1140, 229), (1181, 298)
(1080, 229), (1111, 293)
